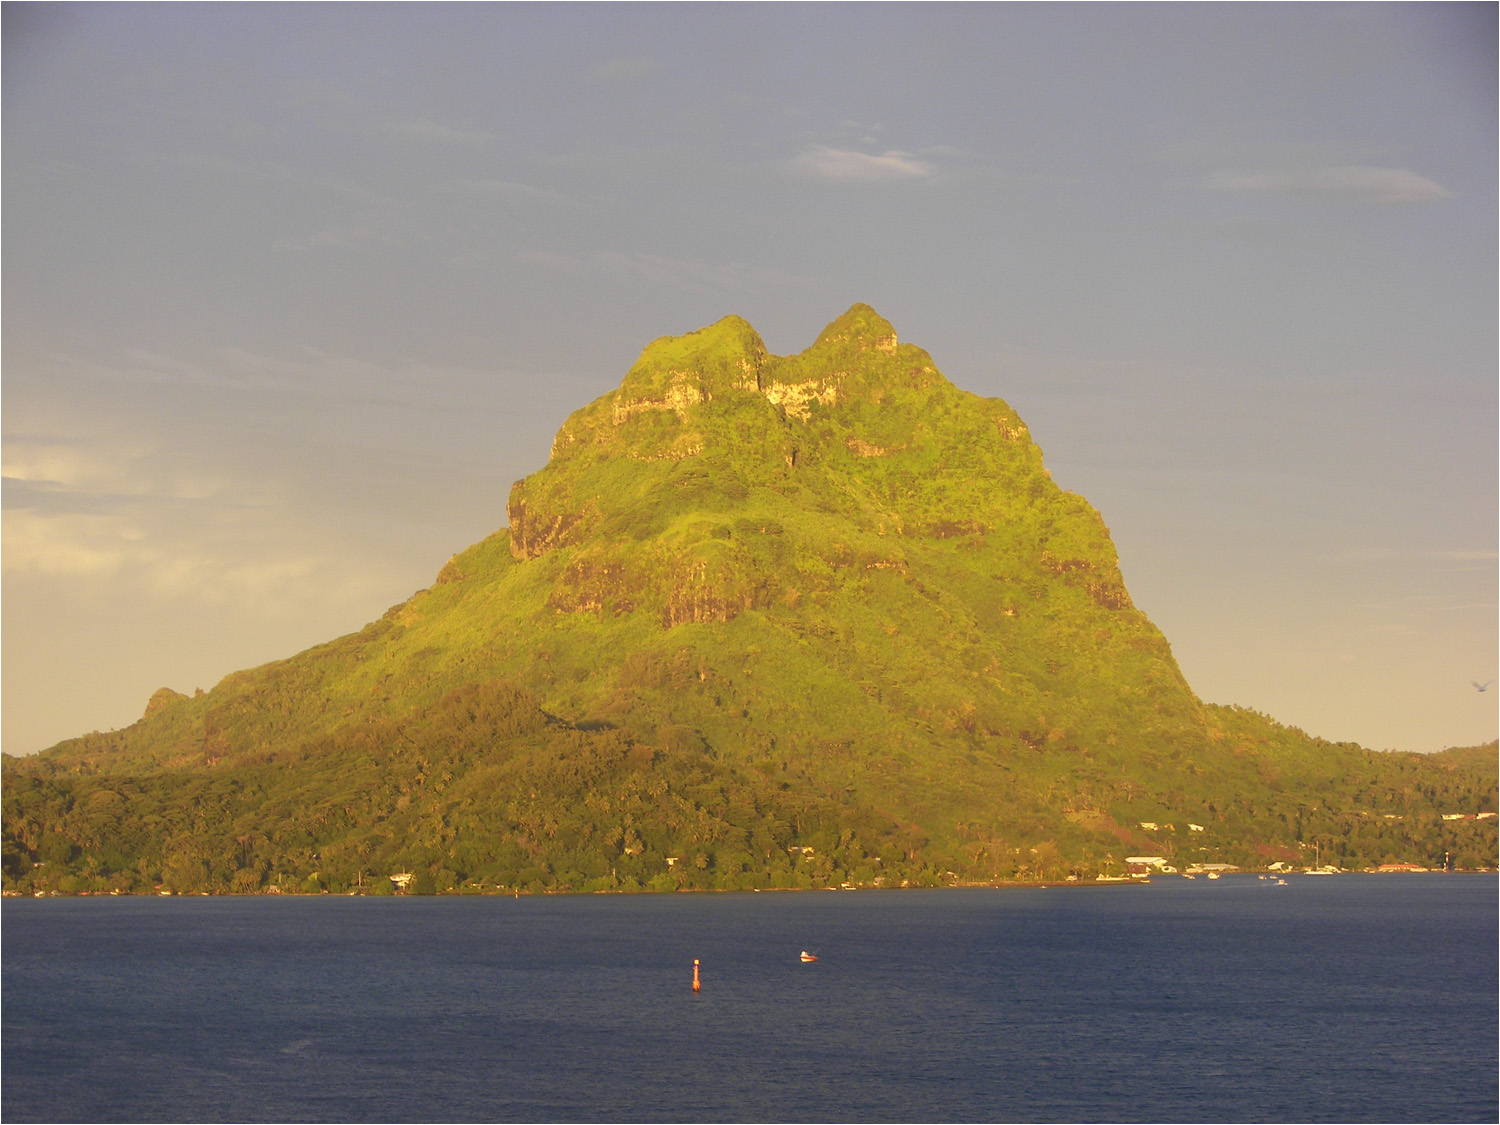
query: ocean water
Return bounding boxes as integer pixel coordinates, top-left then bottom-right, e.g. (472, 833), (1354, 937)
(3, 876), (1495, 1123)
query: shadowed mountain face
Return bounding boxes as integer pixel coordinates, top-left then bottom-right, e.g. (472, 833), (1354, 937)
(6, 307), (1495, 894)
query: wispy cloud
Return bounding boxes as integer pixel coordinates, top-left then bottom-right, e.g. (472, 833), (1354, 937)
(600, 252), (819, 291)
(171, 152), (404, 209)
(2, 505), (396, 610)
(789, 145), (935, 183)
(380, 117), (496, 147)
(918, 144), (977, 160)
(9, 347), (557, 424)
(518, 249), (820, 292)
(1202, 165), (1453, 203)
(446, 177), (572, 206)
(1337, 547), (1498, 563)
(2, 434), (297, 599)
(1182, 217), (1299, 247)
(3, 436), (223, 502)
(2, 407), (416, 613)
(272, 224), (401, 254)
(592, 56), (659, 83)
(516, 248), (585, 272)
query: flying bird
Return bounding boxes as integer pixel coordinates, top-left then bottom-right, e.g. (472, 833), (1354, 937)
(1472, 681), (1491, 692)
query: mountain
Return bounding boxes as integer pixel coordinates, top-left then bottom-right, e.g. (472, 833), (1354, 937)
(4, 306), (1495, 894)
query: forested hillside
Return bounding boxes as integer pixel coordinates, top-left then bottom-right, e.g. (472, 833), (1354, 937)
(6, 307), (1494, 894)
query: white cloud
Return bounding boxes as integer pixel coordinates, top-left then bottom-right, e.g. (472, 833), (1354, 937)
(2, 510), (141, 579)
(380, 117), (496, 147)
(2, 503), (398, 610)
(1202, 165), (1453, 203)
(1, 433), (275, 597)
(790, 145), (935, 182)
(4, 441), (136, 491)
(3, 436), (226, 501)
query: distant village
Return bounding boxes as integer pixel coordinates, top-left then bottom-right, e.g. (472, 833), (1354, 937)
(7, 812), (1494, 898)
(1108, 813), (1497, 880)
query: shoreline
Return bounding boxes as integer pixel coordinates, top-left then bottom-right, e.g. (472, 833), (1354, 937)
(5, 868), (1495, 899)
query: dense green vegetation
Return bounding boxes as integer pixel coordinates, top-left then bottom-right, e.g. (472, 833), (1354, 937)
(5, 305), (1495, 894)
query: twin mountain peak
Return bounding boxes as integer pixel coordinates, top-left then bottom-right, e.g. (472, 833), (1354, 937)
(507, 303), (1129, 610)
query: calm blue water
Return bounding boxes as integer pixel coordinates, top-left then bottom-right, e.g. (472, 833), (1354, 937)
(4, 876), (1495, 1123)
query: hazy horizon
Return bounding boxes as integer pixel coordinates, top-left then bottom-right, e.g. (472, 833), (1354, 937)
(4, 3), (1495, 756)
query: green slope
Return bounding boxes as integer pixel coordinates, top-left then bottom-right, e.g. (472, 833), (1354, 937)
(5, 306), (1495, 893)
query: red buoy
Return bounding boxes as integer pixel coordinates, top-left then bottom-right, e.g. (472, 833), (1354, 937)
(692, 958), (701, 993)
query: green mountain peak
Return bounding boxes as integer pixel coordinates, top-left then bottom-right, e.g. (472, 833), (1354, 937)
(616, 313), (769, 402)
(811, 302), (900, 351)
(7, 307), (1494, 896)
(512, 305), (981, 560)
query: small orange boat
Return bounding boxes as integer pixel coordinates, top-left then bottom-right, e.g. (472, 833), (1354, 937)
(799, 951), (818, 963)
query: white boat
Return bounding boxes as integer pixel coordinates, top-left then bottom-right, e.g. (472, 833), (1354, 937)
(1303, 844), (1337, 873)
(800, 951), (818, 962)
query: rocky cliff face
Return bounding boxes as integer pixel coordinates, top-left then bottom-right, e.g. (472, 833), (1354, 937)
(503, 304), (1128, 636)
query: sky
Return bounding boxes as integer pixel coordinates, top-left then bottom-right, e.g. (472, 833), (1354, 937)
(4, 3), (1495, 757)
